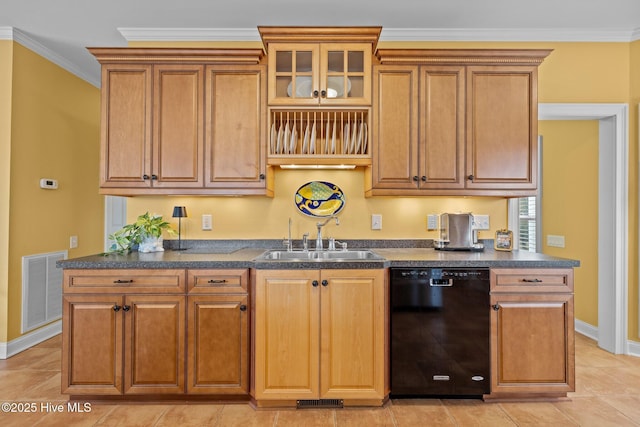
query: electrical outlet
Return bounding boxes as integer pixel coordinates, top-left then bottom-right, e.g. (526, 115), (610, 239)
(371, 214), (382, 230)
(69, 235), (78, 249)
(202, 214), (212, 231)
(473, 215), (490, 230)
(427, 214), (439, 230)
(547, 234), (565, 248)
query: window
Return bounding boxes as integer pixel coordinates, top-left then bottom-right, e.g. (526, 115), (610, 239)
(518, 197), (537, 252)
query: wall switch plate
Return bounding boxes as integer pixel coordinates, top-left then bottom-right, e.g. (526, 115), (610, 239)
(427, 214), (439, 230)
(202, 214), (212, 231)
(473, 214), (490, 230)
(371, 214), (382, 230)
(69, 235), (78, 249)
(547, 234), (565, 248)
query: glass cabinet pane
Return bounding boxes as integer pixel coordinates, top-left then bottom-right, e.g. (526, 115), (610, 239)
(347, 51), (364, 73)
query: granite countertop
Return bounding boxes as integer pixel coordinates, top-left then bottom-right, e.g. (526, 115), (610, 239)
(57, 239), (580, 270)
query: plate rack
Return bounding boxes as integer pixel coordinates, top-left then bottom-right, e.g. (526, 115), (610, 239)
(267, 109), (371, 166)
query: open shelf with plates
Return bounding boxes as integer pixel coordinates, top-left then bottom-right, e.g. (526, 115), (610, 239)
(267, 109), (371, 166)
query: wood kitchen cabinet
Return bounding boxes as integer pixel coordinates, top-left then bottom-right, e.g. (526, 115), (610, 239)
(251, 268), (387, 407)
(187, 269), (250, 395)
(62, 293), (185, 395)
(90, 48), (271, 196)
(368, 49), (551, 197)
(62, 268), (251, 399)
(259, 27), (380, 106)
(487, 268), (575, 400)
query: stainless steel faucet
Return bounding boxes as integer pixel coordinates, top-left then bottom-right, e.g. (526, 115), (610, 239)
(315, 216), (339, 251)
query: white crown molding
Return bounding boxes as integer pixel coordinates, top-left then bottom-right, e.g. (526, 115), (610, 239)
(0, 27), (99, 87)
(118, 27), (261, 42)
(118, 26), (640, 43)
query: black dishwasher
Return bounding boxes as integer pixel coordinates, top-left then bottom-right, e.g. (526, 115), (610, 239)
(390, 268), (490, 398)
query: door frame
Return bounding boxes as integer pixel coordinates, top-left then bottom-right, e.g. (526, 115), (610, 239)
(539, 103), (629, 354)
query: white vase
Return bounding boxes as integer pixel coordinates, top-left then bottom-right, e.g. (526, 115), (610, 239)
(138, 236), (164, 253)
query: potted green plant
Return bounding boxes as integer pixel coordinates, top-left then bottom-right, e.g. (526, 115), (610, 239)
(107, 212), (176, 254)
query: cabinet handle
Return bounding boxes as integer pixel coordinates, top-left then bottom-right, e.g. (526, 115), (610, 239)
(113, 279), (133, 284)
(522, 278), (543, 283)
(151, 174), (158, 180)
(259, 173), (265, 180)
(421, 176), (427, 182)
(142, 174), (150, 180)
(320, 89), (327, 98)
(321, 280), (328, 287)
(312, 90), (319, 98)
(492, 304), (500, 311)
(312, 280), (319, 287)
(412, 176), (419, 182)
(122, 305), (131, 312)
(239, 304), (247, 312)
(113, 305), (121, 312)
(467, 175), (474, 181)
(208, 279), (227, 284)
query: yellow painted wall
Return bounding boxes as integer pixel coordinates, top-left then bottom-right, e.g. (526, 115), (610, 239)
(629, 40), (640, 340)
(4, 43), (102, 341)
(0, 40), (14, 343)
(539, 121), (599, 326)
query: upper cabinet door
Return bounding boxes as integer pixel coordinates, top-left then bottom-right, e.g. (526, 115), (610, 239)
(100, 64), (152, 188)
(152, 64), (205, 188)
(205, 64), (267, 189)
(465, 65), (538, 190)
(267, 43), (372, 106)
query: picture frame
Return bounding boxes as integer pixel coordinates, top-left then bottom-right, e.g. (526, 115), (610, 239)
(495, 229), (513, 251)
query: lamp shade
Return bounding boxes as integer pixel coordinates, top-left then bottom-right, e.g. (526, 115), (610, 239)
(172, 206), (187, 218)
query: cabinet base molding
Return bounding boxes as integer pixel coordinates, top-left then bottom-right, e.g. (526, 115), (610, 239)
(250, 397), (388, 409)
(67, 395), (251, 404)
(483, 392), (570, 402)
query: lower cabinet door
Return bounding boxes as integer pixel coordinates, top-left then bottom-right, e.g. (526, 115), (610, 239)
(490, 293), (575, 395)
(62, 295), (124, 395)
(187, 295), (249, 394)
(320, 269), (386, 400)
(123, 295), (185, 394)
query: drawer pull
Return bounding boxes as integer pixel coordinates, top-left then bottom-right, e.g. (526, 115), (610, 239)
(239, 305), (247, 312)
(522, 278), (543, 283)
(207, 279), (228, 284)
(113, 305), (122, 312)
(122, 305), (131, 312)
(113, 279), (134, 284)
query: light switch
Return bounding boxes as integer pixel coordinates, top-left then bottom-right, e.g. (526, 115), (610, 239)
(202, 214), (212, 231)
(427, 214), (439, 230)
(371, 214), (382, 230)
(547, 235), (565, 248)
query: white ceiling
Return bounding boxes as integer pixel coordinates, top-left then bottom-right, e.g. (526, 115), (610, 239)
(2, 0), (640, 87)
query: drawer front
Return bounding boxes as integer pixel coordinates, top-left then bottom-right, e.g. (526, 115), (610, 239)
(64, 269), (186, 293)
(187, 269), (248, 294)
(491, 268), (573, 293)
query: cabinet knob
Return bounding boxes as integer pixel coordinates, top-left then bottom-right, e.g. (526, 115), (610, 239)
(467, 175), (474, 181)
(239, 304), (247, 312)
(320, 89), (327, 98)
(122, 305), (131, 312)
(312, 90), (319, 98)
(321, 280), (328, 287)
(421, 176), (427, 182)
(151, 174), (158, 180)
(259, 173), (266, 180)
(142, 174), (150, 180)
(113, 305), (121, 312)
(492, 304), (500, 311)
(312, 280), (319, 287)
(412, 176), (419, 182)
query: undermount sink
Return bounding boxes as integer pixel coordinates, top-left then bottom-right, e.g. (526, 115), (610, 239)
(254, 249), (384, 262)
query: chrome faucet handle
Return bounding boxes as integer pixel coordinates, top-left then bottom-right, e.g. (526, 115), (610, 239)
(302, 233), (309, 251)
(328, 237), (336, 251)
(335, 240), (347, 251)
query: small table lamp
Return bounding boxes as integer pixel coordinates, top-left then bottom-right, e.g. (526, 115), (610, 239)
(172, 206), (188, 250)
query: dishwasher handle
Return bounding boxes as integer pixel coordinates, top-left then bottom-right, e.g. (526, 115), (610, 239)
(430, 278), (453, 287)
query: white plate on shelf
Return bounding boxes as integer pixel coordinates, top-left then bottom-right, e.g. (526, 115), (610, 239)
(325, 120), (330, 154)
(343, 123), (350, 154)
(287, 76), (351, 98)
(283, 122), (290, 154)
(331, 118), (337, 154)
(276, 125), (283, 154)
(309, 122), (316, 154)
(361, 123), (368, 154)
(290, 126), (297, 154)
(350, 121), (358, 154)
(302, 122), (310, 154)
(270, 122), (276, 154)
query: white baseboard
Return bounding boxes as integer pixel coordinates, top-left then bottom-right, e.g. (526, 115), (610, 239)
(0, 320), (61, 359)
(575, 319), (640, 357)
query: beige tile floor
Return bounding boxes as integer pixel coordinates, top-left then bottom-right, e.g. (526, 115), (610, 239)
(0, 333), (639, 426)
